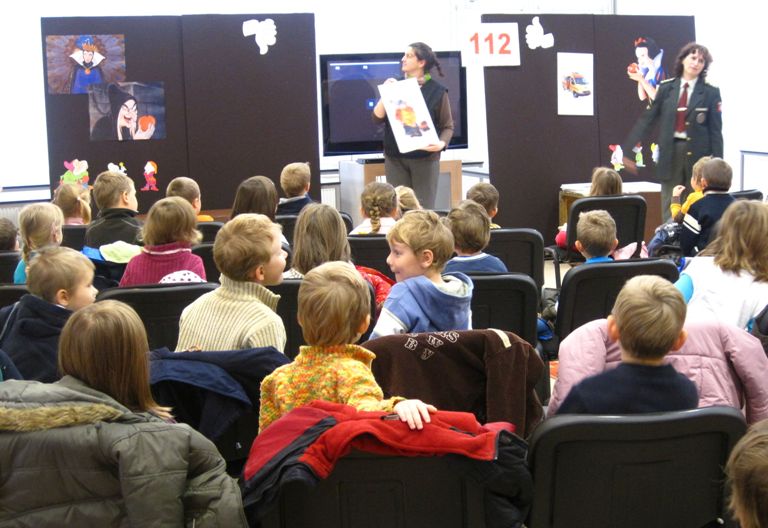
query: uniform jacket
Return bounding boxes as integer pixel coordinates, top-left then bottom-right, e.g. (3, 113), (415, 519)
(622, 77), (723, 181)
(548, 318), (768, 423)
(0, 376), (247, 527)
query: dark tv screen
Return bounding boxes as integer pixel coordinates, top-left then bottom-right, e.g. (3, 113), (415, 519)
(320, 51), (468, 156)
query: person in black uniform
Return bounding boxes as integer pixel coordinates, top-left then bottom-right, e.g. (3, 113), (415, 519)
(372, 42), (454, 209)
(622, 42), (723, 222)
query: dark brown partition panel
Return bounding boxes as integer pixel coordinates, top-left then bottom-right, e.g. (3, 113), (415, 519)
(181, 14), (319, 209)
(482, 14), (694, 238)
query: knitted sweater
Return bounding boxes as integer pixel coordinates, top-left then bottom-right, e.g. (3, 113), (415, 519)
(176, 275), (286, 353)
(259, 344), (404, 432)
(119, 241), (205, 286)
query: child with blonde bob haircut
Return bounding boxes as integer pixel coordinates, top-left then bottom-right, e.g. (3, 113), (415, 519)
(575, 210), (618, 262)
(726, 419), (768, 528)
(277, 162), (314, 216)
(165, 176), (214, 222)
(370, 210), (472, 339)
(350, 181), (399, 235)
(1, 247), (96, 383)
(120, 197), (205, 286)
(259, 261), (435, 432)
(14, 202), (64, 284)
(557, 275), (698, 414)
(53, 183), (92, 225)
(176, 214), (287, 353)
(443, 200), (507, 274)
(466, 182), (501, 228)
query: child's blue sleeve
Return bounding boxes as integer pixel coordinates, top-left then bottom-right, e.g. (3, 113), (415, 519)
(674, 274), (693, 303)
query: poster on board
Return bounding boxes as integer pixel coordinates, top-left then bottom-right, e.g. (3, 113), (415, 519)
(378, 78), (439, 153)
(557, 52), (594, 116)
(45, 34), (126, 95)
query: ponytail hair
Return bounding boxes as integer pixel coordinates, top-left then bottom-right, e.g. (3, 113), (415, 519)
(360, 182), (398, 234)
(53, 183), (92, 224)
(409, 42), (443, 77)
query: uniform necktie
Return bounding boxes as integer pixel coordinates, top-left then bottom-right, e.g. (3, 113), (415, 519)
(675, 82), (689, 133)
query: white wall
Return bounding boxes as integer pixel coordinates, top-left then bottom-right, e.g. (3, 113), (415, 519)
(1, 0), (764, 194)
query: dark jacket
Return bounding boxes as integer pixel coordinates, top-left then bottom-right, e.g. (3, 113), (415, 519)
(276, 195), (314, 216)
(0, 294), (72, 382)
(680, 192), (735, 255)
(84, 208), (141, 247)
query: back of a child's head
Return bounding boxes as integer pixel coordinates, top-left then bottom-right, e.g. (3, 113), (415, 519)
(360, 182), (398, 234)
(280, 162), (311, 198)
(214, 213), (278, 281)
(0, 218), (18, 251)
(395, 186), (422, 214)
(388, 210), (454, 273)
(589, 167), (623, 196)
(726, 419), (768, 528)
(612, 275), (686, 360)
(53, 183), (92, 224)
(292, 203), (350, 275)
(707, 200), (768, 282)
(466, 182), (499, 216)
(19, 202), (64, 264)
(92, 170), (133, 210)
(576, 209), (616, 258)
(165, 176), (201, 204)
(231, 175), (278, 220)
(59, 300), (169, 418)
(141, 197), (201, 247)
(298, 261), (370, 347)
(445, 200), (491, 254)
(27, 246), (94, 304)
(701, 157), (733, 190)
(691, 155), (713, 186)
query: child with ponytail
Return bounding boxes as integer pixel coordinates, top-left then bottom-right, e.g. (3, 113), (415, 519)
(349, 182), (399, 235)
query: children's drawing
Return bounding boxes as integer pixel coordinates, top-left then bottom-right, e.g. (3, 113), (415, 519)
(378, 78), (439, 154)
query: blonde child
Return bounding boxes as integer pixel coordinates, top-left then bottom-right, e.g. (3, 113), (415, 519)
(166, 176), (214, 222)
(53, 183), (92, 225)
(282, 203), (392, 309)
(1, 247), (96, 382)
(726, 419), (768, 528)
(14, 203), (64, 284)
(176, 214), (287, 353)
(0, 218), (18, 251)
(466, 182), (501, 229)
(85, 170), (140, 247)
(370, 210), (472, 339)
(574, 210), (618, 262)
(670, 155), (710, 222)
(350, 182), (399, 235)
(119, 197), (205, 286)
(443, 200), (507, 274)
(395, 185), (422, 215)
(276, 162), (314, 216)
(259, 261), (435, 432)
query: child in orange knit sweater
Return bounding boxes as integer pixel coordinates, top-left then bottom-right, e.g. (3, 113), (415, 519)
(259, 261), (435, 432)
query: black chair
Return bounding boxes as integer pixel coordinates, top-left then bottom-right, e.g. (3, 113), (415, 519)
(197, 221), (224, 243)
(551, 259), (679, 357)
(348, 235), (392, 280)
(486, 228), (545, 293)
(548, 195), (647, 288)
(191, 243), (219, 283)
(0, 251), (20, 284)
(61, 224), (87, 250)
(527, 407), (746, 528)
(96, 282), (219, 350)
(268, 279), (376, 360)
(468, 273), (538, 346)
(0, 285), (28, 307)
(339, 211), (354, 234)
(730, 189), (763, 201)
(275, 215), (299, 246)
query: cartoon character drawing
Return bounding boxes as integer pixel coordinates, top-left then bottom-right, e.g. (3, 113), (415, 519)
(141, 161), (159, 192)
(633, 143), (645, 168)
(70, 36), (105, 95)
(60, 159), (89, 186)
(627, 37), (665, 102)
(609, 145), (625, 171)
(107, 162), (127, 175)
(651, 143), (660, 165)
(394, 100), (422, 137)
(562, 73), (591, 97)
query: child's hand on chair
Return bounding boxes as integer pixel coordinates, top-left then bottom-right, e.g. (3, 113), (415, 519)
(394, 399), (437, 430)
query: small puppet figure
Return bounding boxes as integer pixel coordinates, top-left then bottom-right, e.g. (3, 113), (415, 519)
(107, 162), (128, 175)
(70, 36), (105, 94)
(609, 144), (625, 171)
(633, 143), (645, 168)
(60, 159), (89, 187)
(141, 161), (159, 192)
(651, 143), (660, 165)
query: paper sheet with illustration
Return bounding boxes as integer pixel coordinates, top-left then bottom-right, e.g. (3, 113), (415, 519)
(378, 78), (439, 153)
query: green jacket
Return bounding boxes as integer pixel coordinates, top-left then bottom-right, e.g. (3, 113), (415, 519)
(0, 376), (247, 527)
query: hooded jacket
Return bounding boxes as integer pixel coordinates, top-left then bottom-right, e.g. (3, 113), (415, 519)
(371, 272), (473, 339)
(0, 376), (248, 527)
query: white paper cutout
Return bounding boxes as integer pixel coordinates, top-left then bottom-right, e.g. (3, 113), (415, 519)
(378, 78), (440, 154)
(525, 16), (554, 50)
(242, 19), (277, 55)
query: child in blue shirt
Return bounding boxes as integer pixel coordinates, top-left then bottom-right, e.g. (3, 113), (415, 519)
(443, 201), (507, 274)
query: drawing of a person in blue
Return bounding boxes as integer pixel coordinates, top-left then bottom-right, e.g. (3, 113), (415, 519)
(70, 35), (105, 94)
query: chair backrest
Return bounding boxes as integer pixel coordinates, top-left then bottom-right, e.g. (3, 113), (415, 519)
(275, 215), (299, 246)
(348, 235), (392, 280)
(191, 243), (219, 283)
(61, 225), (87, 250)
(197, 221), (224, 243)
(468, 273), (539, 346)
(486, 228), (545, 292)
(0, 251), (20, 284)
(0, 285), (28, 308)
(730, 189), (763, 201)
(268, 278), (376, 360)
(565, 195), (647, 260)
(554, 259), (680, 342)
(339, 211), (354, 234)
(528, 407), (746, 528)
(96, 282), (219, 350)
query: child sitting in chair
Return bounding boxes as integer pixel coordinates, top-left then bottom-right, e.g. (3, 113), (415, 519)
(726, 419), (768, 528)
(443, 200), (507, 274)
